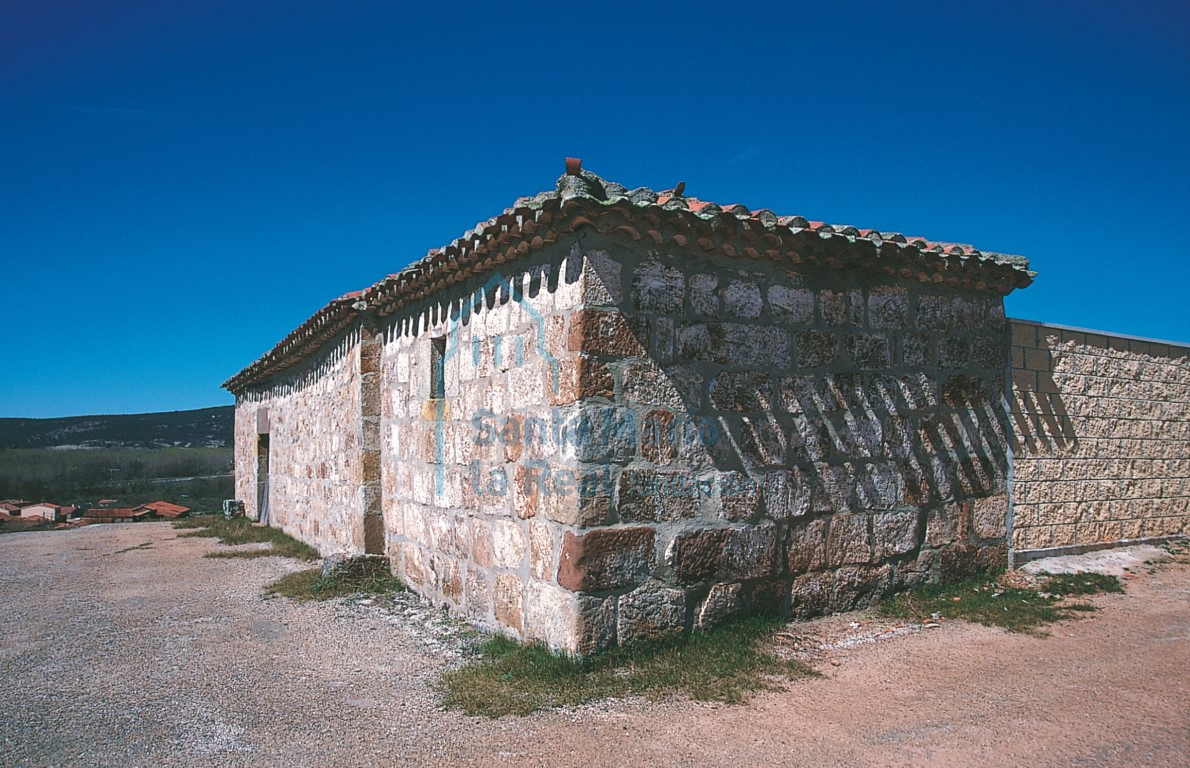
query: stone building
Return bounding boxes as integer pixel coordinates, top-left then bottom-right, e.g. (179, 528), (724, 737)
(225, 160), (1187, 653)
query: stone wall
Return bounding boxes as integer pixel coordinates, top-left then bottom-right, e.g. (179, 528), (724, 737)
(558, 235), (1013, 648)
(233, 232), (1023, 654)
(1008, 321), (1190, 558)
(233, 330), (370, 555)
(378, 243), (600, 651)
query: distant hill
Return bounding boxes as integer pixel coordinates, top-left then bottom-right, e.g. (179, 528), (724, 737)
(0, 406), (233, 449)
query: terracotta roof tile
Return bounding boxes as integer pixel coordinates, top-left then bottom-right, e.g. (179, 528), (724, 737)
(138, 501), (191, 516)
(225, 160), (1033, 392)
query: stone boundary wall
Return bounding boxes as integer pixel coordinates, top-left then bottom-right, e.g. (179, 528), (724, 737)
(1008, 320), (1190, 559)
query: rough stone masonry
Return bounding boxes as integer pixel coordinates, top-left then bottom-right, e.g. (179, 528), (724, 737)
(226, 160), (1182, 654)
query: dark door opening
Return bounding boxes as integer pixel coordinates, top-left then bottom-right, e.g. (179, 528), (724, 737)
(256, 434), (271, 526)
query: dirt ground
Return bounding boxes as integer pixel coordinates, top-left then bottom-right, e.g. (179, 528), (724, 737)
(2, 522), (1188, 767)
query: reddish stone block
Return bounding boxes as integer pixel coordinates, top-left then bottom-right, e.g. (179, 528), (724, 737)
(568, 309), (649, 357)
(557, 526), (656, 592)
(549, 356), (614, 405)
(787, 518), (828, 572)
(671, 528), (733, 583)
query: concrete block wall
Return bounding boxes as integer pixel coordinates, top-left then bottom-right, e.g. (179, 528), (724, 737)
(1008, 321), (1190, 557)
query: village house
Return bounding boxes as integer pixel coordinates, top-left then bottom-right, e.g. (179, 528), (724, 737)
(225, 160), (1190, 654)
(18, 502), (68, 523)
(136, 500), (191, 518)
(82, 508), (151, 524)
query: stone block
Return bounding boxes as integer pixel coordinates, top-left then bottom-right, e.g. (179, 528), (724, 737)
(854, 462), (903, 510)
(689, 273), (720, 316)
(571, 405), (637, 463)
(972, 336), (1007, 369)
(972, 494), (1008, 540)
(938, 542), (983, 581)
(524, 580), (616, 655)
(528, 519), (555, 580)
(549, 356), (614, 405)
(616, 468), (706, 522)
(868, 286), (909, 329)
(790, 571), (832, 619)
(820, 288), (864, 326)
(720, 523), (780, 580)
(828, 512), (872, 565)
(901, 333), (932, 366)
(618, 581), (686, 645)
(925, 503), (961, 547)
(847, 334), (891, 369)
(796, 330), (840, 367)
(952, 296), (987, 330)
(941, 374), (986, 408)
(669, 527), (732, 583)
(623, 361), (698, 409)
(631, 260), (685, 314)
(464, 567), (491, 619)
(787, 518), (828, 572)
(737, 416), (787, 469)
(718, 470), (762, 521)
(915, 294), (952, 332)
(695, 582), (745, 629)
(568, 309), (649, 357)
(830, 564), (892, 612)
(722, 279), (763, 319)
(640, 409), (679, 465)
(582, 249), (623, 306)
(676, 322), (791, 369)
(939, 337), (970, 369)
(769, 285), (815, 324)
(709, 371), (773, 412)
(557, 526), (656, 592)
(872, 510), (920, 560)
(761, 468), (813, 520)
(813, 464), (855, 513)
(493, 573), (524, 633)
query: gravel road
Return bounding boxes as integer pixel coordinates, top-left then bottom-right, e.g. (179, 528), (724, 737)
(3, 522), (1188, 767)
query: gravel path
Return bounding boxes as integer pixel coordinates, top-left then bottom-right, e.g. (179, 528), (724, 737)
(3, 522), (1189, 767)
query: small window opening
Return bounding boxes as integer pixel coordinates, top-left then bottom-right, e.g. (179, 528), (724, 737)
(431, 337), (446, 399)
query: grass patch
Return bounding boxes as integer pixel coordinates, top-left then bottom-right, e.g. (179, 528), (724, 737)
(879, 571), (1123, 634)
(172, 516), (318, 561)
(1040, 572), (1124, 596)
(263, 566), (406, 601)
(204, 549), (274, 560)
(439, 615), (817, 718)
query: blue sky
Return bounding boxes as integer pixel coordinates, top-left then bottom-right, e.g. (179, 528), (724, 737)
(2, 1), (1187, 418)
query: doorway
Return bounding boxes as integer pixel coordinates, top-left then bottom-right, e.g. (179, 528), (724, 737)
(256, 434), (271, 525)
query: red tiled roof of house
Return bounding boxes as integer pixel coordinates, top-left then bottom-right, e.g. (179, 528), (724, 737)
(138, 501), (191, 516)
(83, 508), (148, 519)
(225, 159), (1034, 392)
